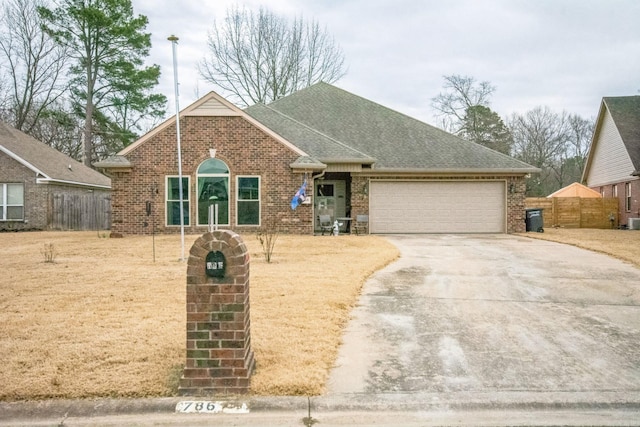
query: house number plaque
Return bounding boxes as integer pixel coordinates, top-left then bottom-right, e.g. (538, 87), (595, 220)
(205, 251), (226, 278)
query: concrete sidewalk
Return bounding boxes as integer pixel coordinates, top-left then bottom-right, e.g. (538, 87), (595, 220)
(1, 394), (640, 426)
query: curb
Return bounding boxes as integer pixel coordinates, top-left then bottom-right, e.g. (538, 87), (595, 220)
(3, 392), (640, 421)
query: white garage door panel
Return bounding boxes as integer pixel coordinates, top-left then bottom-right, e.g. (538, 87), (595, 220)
(370, 181), (505, 233)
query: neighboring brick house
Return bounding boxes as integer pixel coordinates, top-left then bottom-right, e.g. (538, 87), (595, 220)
(95, 83), (538, 236)
(0, 121), (111, 231)
(582, 96), (640, 228)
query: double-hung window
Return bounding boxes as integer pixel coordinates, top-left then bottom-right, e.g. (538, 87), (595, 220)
(626, 182), (632, 212)
(166, 176), (190, 226)
(1, 183), (24, 221)
(237, 176), (260, 225)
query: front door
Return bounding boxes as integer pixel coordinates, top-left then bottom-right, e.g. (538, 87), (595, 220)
(314, 180), (346, 229)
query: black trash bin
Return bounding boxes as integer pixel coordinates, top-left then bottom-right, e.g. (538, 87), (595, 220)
(525, 208), (544, 232)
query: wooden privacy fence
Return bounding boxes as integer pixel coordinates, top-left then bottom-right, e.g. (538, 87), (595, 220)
(49, 193), (111, 231)
(525, 197), (618, 229)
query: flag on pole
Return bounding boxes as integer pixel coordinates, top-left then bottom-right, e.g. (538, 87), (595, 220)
(290, 179), (307, 210)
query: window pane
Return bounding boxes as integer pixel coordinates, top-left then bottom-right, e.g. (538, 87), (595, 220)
(0, 185), (3, 201)
(198, 158), (229, 174)
(7, 184), (23, 204)
(168, 177), (188, 201)
(238, 177), (259, 200)
(238, 200), (259, 225)
(166, 201), (189, 225)
(7, 206), (23, 220)
(198, 177), (228, 225)
(317, 184), (334, 197)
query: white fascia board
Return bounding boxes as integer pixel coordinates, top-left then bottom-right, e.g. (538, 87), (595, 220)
(36, 177), (111, 190)
(0, 145), (50, 179)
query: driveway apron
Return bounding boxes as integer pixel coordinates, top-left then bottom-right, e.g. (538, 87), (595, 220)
(327, 234), (640, 401)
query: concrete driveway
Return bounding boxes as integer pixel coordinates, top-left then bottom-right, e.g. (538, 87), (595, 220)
(327, 234), (640, 407)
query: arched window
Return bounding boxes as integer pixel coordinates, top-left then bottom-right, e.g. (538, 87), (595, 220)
(197, 158), (229, 226)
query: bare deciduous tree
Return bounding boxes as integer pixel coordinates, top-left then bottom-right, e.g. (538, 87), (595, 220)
(199, 5), (346, 106)
(566, 113), (594, 174)
(508, 106), (569, 168)
(431, 74), (496, 133)
(508, 106), (572, 195)
(0, 0), (68, 133)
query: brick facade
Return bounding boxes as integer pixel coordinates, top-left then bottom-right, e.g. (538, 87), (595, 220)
(594, 179), (640, 227)
(0, 152), (46, 230)
(179, 230), (255, 395)
(106, 109), (530, 236)
(110, 115), (311, 236)
(0, 152), (110, 231)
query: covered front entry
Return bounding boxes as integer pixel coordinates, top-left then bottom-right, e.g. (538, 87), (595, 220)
(369, 181), (506, 233)
(314, 179), (348, 231)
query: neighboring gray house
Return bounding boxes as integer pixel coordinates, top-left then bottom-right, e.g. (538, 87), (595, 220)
(0, 121), (111, 231)
(582, 96), (640, 228)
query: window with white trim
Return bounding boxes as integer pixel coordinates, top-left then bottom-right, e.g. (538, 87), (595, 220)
(0, 183), (24, 221)
(237, 176), (260, 225)
(613, 184), (618, 198)
(625, 182), (631, 212)
(166, 176), (190, 226)
(197, 159), (229, 226)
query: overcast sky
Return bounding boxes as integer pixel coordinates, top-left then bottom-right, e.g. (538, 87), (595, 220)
(133, 0), (639, 125)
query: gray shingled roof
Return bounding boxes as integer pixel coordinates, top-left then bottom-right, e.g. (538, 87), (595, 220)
(244, 103), (375, 164)
(603, 96), (640, 174)
(247, 82), (537, 173)
(0, 121), (111, 188)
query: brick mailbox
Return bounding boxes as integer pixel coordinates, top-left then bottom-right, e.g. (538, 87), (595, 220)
(179, 230), (255, 395)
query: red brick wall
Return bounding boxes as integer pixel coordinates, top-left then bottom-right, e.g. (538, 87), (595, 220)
(109, 114), (529, 235)
(0, 153), (47, 230)
(180, 230), (254, 395)
(111, 115), (312, 236)
(1, 153), (111, 231)
(594, 179), (640, 227)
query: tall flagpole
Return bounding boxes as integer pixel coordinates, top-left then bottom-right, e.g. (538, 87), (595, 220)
(168, 35), (185, 261)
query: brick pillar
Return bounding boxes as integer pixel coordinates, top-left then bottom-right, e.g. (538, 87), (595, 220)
(179, 230), (255, 395)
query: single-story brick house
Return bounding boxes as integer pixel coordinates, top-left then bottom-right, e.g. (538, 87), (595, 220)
(95, 82), (538, 236)
(0, 121), (111, 231)
(582, 96), (640, 228)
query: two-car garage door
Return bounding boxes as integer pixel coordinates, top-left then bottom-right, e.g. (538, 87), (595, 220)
(369, 181), (506, 233)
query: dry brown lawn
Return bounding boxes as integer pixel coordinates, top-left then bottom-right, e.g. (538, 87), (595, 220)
(2, 228), (638, 401)
(518, 228), (640, 269)
(0, 231), (398, 401)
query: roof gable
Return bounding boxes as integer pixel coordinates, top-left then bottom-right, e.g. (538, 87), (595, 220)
(583, 96), (640, 184)
(119, 91), (306, 157)
(547, 182), (601, 198)
(258, 82), (537, 173)
(603, 96), (640, 172)
(0, 121), (110, 188)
